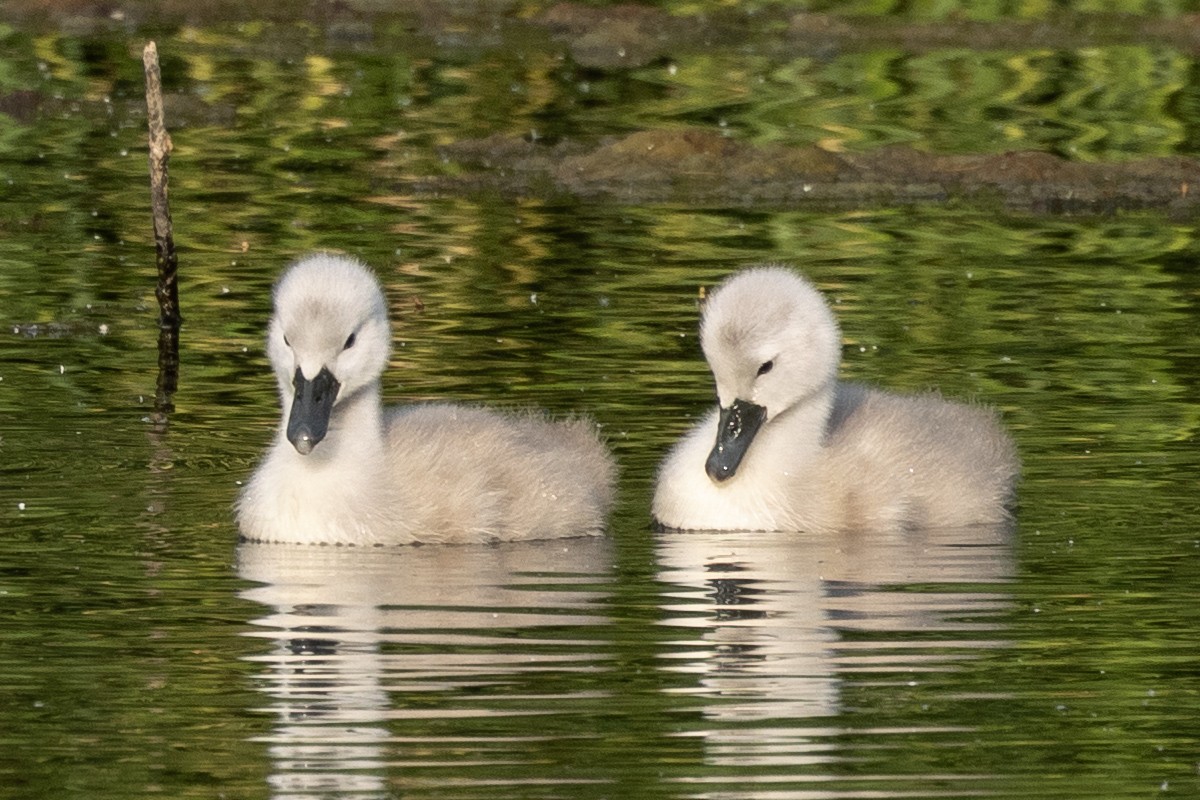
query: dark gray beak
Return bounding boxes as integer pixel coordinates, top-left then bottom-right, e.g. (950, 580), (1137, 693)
(705, 399), (767, 482)
(286, 366), (340, 455)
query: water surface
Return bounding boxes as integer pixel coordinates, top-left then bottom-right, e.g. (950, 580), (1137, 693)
(1, 4), (1198, 798)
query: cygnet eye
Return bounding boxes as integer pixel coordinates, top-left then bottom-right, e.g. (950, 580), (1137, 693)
(757, 360), (774, 376)
(283, 334), (292, 348)
(343, 332), (357, 350)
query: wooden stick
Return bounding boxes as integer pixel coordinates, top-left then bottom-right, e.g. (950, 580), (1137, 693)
(142, 41), (181, 328)
(143, 41), (180, 428)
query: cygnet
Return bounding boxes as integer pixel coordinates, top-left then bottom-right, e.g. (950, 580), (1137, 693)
(652, 266), (1018, 532)
(237, 254), (617, 545)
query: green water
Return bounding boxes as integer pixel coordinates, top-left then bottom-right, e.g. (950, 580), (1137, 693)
(1, 4), (1198, 798)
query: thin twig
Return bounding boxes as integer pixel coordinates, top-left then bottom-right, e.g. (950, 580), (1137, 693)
(143, 41), (181, 428)
(143, 41), (181, 329)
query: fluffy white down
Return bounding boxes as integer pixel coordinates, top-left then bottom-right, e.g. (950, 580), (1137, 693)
(652, 266), (1019, 533)
(237, 253), (617, 545)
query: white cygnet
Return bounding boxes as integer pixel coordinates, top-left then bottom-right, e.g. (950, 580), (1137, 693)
(237, 253), (617, 545)
(652, 266), (1019, 532)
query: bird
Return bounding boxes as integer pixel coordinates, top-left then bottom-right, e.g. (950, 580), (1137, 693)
(236, 253), (617, 545)
(652, 266), (1019, 533)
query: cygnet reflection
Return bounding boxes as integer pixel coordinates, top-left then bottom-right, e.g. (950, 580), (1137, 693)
(655, 524), (1015, 767)
(237, 538), (613, 799)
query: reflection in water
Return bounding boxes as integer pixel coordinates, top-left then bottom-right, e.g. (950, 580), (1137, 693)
(655, 526), (1014, 775)
(238, 538), (613, 799)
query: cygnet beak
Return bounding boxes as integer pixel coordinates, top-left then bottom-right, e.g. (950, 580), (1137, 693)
(705, 399), (767, 482)
(287, 366), (340, 455)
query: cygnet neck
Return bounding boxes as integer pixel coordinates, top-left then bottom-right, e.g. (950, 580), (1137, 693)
(760, 381), (838, 461)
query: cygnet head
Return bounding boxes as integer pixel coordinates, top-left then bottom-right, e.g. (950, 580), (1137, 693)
(699, 266), (841, 482)
(268, 254), (391, 455)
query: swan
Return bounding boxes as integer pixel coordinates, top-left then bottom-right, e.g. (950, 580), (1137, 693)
(652, 266), (1019, 532)
(236, 253), (617, 545)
